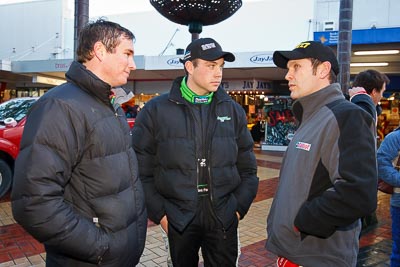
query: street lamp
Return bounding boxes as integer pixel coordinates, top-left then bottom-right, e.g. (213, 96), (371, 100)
(149, 0), (242, 41)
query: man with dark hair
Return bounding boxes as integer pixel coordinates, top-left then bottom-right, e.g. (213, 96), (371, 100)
(266, 41), (377, 267)
(132, 37), (259, 266)
(349, 69), (390, 122)
(11, 19), (147, 266)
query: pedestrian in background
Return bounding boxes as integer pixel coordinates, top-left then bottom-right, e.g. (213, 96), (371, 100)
(11, 19), (147, 266)
(349, 69), (390, 232)
(132, 37), (259, 267)
(266, 41), (377, 267)
(349, 69), (390, 124)
(377, 127), (400, 266)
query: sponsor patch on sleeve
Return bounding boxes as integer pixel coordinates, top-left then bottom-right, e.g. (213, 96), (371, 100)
(295, 141), (311, 151)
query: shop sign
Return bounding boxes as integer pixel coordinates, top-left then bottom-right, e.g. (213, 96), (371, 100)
(241, 80), (271, 90)
(249, 54), (273, 65)
(166, 57), (181, 67)
(54, 62), (71, 71)
(222, 79), (272, 91)
(12, 59), (73, 72)
(314, 27), (400, 45)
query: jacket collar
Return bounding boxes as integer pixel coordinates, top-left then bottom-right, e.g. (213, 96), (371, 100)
(65, 61), (112, 106)
(169, 76), (231, 104)
(292, 83), (344, 123)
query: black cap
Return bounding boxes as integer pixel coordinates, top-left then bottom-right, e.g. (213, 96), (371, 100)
(180, 38), (235, 63)
(273, 41), (339, 75)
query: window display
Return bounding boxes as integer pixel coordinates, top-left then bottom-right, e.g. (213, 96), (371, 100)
(263, 96), (297, 146)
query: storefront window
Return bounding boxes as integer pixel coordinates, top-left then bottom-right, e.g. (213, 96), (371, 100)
(263, 96), (297, 146)
(230, 92), (297, 148)
(378, 94), (400, 142)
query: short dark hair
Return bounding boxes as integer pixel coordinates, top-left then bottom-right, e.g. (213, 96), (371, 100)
(183, 58), (200, 76)
(310, 58), (337, 84)
(76, 18), (135, 63)
(353, 69), (390, 94)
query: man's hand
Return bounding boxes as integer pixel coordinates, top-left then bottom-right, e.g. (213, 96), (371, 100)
(160, 215), (168, 233)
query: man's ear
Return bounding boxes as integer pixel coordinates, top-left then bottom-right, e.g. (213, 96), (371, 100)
(185, 60), (194, 75)
(93, 41), (106, 61)
(319, 61), (331, 79)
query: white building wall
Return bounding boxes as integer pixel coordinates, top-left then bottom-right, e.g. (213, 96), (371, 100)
(0, 0), (73, 61)
(1, 0), (315, 60)
(315, 0), (400, 32)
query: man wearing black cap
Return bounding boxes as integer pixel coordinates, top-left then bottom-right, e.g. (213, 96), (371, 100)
(266, 41), (377, 267)
(132, 38), (259, 266)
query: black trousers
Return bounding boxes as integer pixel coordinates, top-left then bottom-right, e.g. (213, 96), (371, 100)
(168, 197), (239, 267)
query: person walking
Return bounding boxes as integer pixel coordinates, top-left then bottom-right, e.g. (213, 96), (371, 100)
(132, 37), (259, 267)
(265, 41), (378, 267)
(349, 69), (390, 232)
(11, 19), (147, 266)
(377, 127), (400, 266)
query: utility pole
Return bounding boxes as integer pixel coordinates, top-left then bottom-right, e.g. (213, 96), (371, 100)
(74, 0), (89, 60)
(337, 0), (353, 94)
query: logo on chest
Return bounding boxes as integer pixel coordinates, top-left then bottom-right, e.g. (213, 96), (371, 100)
(295, 141), (311, 151)
(217, 116), (231, 122)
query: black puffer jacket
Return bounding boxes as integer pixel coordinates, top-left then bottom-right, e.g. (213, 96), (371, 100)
(11, 61), (147, 266)
(132, 77), (259, 231)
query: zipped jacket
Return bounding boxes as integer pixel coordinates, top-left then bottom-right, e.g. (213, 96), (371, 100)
(11, 61), (147, 266)
(132, 77), (259, 231)
(266, 83), (377, 267)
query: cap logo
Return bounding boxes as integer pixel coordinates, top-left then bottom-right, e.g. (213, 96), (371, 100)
(201, 42), (216, 51)
(183, 51), (191, 61)
(295, 42), (311, 49)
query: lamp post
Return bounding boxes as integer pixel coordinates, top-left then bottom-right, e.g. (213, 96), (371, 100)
(74, 0), (89, 60)
(337, 0), (353, 94)
(149, 0), (242, 41)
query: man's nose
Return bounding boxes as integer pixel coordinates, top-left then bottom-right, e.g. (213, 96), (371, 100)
(215, 67), (223, 77)
(129, 58), (136, 71)
(285, 70), (292, 81)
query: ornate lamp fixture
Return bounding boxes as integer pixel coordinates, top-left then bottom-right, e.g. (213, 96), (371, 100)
(150, 0), (242, 40)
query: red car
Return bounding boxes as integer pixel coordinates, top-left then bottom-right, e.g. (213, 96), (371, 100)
(0, 97), (135, 198)
(0, 97), (38, 198)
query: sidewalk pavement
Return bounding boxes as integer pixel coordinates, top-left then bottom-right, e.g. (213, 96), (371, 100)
(0, 150), (393, 267)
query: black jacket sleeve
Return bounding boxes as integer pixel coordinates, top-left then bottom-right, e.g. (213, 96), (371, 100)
(131, 106), (166, 224)
(233, 106), (259, 219)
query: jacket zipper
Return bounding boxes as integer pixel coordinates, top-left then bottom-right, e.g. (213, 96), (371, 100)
(206, 103), (228, 239)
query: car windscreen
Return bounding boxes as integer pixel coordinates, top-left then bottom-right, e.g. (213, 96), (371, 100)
(0, 98), (37, 123)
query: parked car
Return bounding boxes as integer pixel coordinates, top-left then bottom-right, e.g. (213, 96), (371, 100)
(0, 97), (38, 198)
(0, 97), (135, 198)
